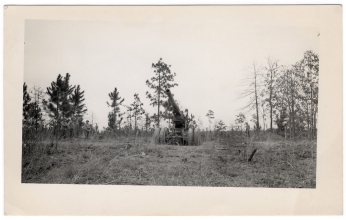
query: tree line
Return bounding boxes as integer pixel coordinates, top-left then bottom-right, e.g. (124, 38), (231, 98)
(232, 50), (319, 139)
(22, 58), (201, 138)
(23, 51), (318, 140)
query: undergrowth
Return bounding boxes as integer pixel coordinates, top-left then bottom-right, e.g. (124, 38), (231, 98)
(21, 132), (316, 188)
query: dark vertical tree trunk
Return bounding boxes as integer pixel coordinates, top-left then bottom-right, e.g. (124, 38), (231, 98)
(114, 107), (117, 131)
(34, 93), (38, 132)
(158, 72), (160, 127)
(135, 114), (137, 132)
(291, 72), (295, 139)
(270, 95), (273, 132)
(308, 55), (313, 140)
(307, 103), (310, 140)
(254, 63), (260, 131)
(55, 89), (60, 150)
(291, 99), (295, 139)
(262, 104), (266, 131)
(314, 109), (316, 138)
(310, 88), (314, 139)
(266, 58), (277, 133)
(269, 69), (273, 132)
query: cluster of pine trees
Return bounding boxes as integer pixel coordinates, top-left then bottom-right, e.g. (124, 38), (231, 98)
(105, 89), (149, 133)
(23, 73), (88, 137)
(23, 58), (200, 138)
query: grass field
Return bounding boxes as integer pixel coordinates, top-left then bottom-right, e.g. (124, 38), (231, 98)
(22, 133), (316, 188)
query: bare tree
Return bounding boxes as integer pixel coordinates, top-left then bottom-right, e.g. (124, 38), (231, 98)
(237, 61), (261, 131)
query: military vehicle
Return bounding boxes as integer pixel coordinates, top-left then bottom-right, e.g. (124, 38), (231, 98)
(153, 89), (201, 145)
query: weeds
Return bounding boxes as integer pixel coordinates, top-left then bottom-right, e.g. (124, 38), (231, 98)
(21, 130), (316, 188)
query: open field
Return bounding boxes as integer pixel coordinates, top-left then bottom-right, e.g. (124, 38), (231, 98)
(22, 134), (316, 188)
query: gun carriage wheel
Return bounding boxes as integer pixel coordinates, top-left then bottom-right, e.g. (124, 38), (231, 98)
(159, 127), (168, 144)
(187, 128), (194, 145)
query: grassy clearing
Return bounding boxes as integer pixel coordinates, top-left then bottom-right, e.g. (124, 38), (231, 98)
(22, 135), (316, 188)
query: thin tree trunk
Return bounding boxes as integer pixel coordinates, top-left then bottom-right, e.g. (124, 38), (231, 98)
(135, 114), (137, 132)
(91, 113), (94, 131)
(262, 104), (266, 131)
(308, 55), (313, 140)
(310, 88), (314, 139)
(269, 69), (273, 132)
(291, 72), (295, 139)
(158, 72), (161, 127)
(267, 58), (276, 133)
(55, 89), (60, 150)
(114, 107), (117, 131)
(270, 96), (273, 132)
(254, 63), (260, 131)
(314, 109), (316, 138)
(291, 99), (295, 140)
(307, 103), (310, 140)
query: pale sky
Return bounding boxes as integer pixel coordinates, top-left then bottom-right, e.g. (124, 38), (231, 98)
(24, 7), (319, 130)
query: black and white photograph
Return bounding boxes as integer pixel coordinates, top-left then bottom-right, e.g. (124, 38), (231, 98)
(22, 7), (319, 188)
(4, 4), (342, 215)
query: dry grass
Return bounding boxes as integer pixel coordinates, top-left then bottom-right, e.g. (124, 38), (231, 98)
(22, 135), (316, 188)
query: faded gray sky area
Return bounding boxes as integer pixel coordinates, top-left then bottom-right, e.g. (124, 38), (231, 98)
(24, 7), (319, 130)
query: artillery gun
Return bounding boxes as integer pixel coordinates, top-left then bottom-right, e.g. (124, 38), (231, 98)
(153, 89), (201, 145)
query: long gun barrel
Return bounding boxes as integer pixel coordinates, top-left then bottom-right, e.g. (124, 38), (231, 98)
(165, 89), (181, 116)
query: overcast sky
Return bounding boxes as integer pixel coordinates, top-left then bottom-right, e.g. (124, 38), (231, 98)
(24, 7), (319, 130)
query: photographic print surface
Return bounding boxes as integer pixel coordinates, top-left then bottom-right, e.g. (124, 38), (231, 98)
(22, 7), (319, 188)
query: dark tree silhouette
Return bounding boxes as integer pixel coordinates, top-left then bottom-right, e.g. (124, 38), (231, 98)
(43, 73), (75, 122)
(70, 85), (87, 119)
(215, 120), (227, 132)
(23, 83), (31, 122)
(107, 87), (124, 131)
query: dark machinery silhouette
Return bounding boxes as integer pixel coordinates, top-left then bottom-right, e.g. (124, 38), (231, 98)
(153, 89), (201, 145)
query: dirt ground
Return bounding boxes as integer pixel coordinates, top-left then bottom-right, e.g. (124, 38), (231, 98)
(22, 137), (316, 188)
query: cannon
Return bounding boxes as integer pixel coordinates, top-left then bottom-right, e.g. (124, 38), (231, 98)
(153, 89), (201, 145)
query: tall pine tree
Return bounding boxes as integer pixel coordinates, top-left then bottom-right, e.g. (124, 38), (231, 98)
(146, 58), (178, 127)
(130, 93), (145, 131)
(44, 73), (75, 123)
(107, 87), (124, 131)
(108, 112), (116, 130)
